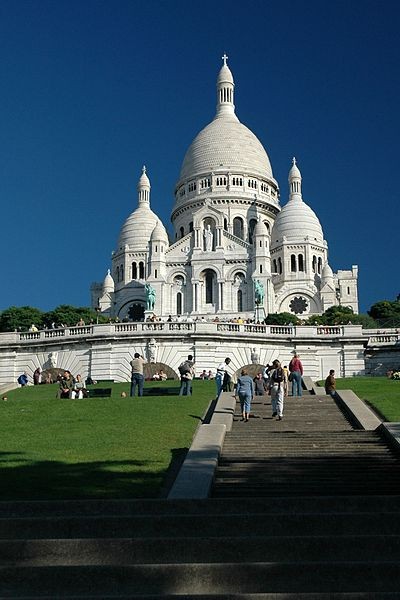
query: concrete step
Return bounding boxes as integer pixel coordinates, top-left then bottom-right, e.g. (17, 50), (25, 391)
(1, 510), (400, 540)
(3, 594), (399, 600)
(1, 534), (400, 566)
(1, 495), (400, 517)
(1, 562), (400, 596)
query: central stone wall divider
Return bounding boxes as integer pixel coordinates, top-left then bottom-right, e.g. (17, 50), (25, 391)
(167, 391), (236, 499)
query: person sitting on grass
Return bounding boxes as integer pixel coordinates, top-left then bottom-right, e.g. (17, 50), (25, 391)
(58, 370), (74, 399)
(71, 374), (88, 399)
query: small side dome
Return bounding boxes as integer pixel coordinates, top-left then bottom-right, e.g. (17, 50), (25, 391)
(253, 220), (268, 237)
(321, 262), (334, 280)
(272, 159), (324, 245)
(103, 269), (115, 292)
(272, 200), (323, 244)
(150, 220), (169, 243)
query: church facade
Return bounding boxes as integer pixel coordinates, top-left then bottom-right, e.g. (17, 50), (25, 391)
(91, 57), (358, 321)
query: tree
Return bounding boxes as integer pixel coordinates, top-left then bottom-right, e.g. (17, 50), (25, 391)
(0, 306), (44, 332)
(264, 312), (300, 326)
(368, 300), (400, 327)
(321, 306), (355, 325)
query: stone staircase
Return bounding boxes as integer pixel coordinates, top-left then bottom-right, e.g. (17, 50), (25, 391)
(1, 391), (400, 598)
(213, 393), (400, 497)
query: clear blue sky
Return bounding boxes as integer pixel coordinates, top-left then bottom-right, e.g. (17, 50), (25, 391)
(0, 0), (398, 314)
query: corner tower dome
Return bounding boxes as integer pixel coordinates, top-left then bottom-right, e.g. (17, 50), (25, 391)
(178, 55), (273, 182)
(102, 269), (115, 293)
(117, 167), (166, 251)
(272, 158), (324, 244)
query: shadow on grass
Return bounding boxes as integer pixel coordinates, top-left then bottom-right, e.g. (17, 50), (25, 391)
(0, 450), (188, 501)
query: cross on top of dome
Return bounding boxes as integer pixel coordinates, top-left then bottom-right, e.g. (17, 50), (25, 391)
(222, 52), (228, 66)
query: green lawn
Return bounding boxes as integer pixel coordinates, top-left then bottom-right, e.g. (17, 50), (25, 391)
(319, 376), (400, 422)
(0, 380), (214, 500)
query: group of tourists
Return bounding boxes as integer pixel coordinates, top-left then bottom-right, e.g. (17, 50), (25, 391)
(224, 352), (305, 422)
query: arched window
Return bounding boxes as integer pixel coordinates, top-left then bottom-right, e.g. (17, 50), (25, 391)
(180, 226), (184, 238)
(298, 254), (304, 272)
(259, 264), (263, 274)
(249, 218), (257, 244)
(233, 217), (244, 239)
(120, 265), (124, 281)
(237, 289), (243, 312)
(312, 255), (317, 273)
(132, 262), (137, 280)
(139, 261), (145, 279)
(317, 257), (322, 274)
(291, 255), (297, 272)
(224, 218), (228, 231)
(116, 266), (120, 282)
(278, 257), (283, 274)
(155, 269), (158, 278)
(273, 259), (277, 273)
(189, 221), (193, 232)
(177, 292), (182, 315)
(205, 270), (215, 304)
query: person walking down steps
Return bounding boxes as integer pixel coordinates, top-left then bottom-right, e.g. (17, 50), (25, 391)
(269, 359), (288, 421)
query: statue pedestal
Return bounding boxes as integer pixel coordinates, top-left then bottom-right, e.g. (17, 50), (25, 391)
(254, 305), (266, 323)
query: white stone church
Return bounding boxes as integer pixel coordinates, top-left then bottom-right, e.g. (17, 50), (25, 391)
(91, 57), (358, 321)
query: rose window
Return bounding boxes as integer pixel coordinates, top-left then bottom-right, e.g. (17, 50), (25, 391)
(289, 296), (308, 314)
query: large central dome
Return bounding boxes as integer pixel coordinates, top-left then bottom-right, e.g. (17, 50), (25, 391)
(178, 58), (273, 182)
(180, 116), (273, 180)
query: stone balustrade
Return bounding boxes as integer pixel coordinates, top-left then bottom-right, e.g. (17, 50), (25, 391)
(0, 322), (368, 346)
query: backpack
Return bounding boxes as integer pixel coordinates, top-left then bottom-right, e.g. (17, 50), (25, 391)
(178, 361), (191, 375)
(271, 367), (284, 384)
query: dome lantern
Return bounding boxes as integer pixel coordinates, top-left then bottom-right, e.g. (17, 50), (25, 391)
(289, 157), (302, 201)
(137, 165), (150, 206)
(216, 53), (237, 120)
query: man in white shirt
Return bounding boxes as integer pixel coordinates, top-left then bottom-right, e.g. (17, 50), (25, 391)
(215, 357), (231, 397)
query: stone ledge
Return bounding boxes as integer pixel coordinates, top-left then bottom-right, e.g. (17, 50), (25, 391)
(209, 391), (236, 431)
(335, 389), (381, 431)
(379, 422), (400, 452)
(167, 424), (226, 499)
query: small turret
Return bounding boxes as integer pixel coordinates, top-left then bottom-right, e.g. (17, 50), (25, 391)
(137, 165), (150, 206)
(288, 157), (302, 201)
(215, 53), (238, 120)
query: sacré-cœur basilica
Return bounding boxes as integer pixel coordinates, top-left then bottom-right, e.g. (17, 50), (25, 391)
(91, 56), (358, 323)
(0, 57), (368, 386)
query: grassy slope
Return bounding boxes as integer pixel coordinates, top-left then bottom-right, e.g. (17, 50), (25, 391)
(320, 377), (400, 422)
(0, 380), (213, 500)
